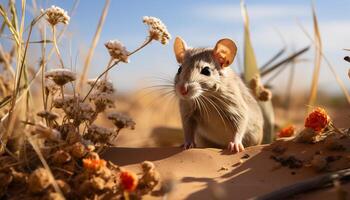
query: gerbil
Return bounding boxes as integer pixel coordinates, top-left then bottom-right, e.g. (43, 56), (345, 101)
(173, 36), (263, 153)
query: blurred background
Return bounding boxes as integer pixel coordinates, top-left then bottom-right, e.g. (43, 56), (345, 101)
(1, 0), (349, 147)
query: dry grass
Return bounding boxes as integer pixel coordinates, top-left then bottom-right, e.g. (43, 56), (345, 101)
(0, 1), (349, 199)
(0, 2), (171, 199)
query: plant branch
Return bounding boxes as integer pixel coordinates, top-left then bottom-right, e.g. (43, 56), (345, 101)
(82, 37), (153, 102)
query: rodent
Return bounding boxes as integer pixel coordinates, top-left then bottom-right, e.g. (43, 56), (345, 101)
(173, 36), (264, 153)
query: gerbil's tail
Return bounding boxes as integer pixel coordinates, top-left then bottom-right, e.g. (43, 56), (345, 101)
(259, 101), (275, 144)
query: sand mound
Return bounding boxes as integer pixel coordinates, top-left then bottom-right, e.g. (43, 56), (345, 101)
(103, 138), (350, 200)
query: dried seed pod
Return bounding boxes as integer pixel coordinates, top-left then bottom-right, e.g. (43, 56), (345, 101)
(141, 161), (155, 172)
(258, 88), (272, 101)
(28, 168), (51, 193)
(70, 142), (87, 158)
(52, 150), (71, 165)
(56, 179), (71, 195)
(45, 192), (64, 200)
(91, 177), (105, 191)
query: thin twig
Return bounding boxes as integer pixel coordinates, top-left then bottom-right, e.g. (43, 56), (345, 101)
(82, 37), (153, 102)
(78, 0), (110, 91)
(260, 46), (310, 77)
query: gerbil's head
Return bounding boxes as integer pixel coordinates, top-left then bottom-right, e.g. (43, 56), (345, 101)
(173, 36), (237, 100)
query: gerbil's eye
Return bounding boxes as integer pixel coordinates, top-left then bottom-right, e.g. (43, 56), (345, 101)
(201, 66), (211, 76)
(177, 66), (182, 75)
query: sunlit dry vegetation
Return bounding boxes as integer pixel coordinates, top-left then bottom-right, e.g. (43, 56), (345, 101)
(0, 0), (349, 199)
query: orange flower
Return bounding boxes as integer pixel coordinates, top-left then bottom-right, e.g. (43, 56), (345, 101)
(278, 125), (295, 138)
(82, 158), (106, 171)
(304, 107), (330, 132)
(120, 170), (138, 192)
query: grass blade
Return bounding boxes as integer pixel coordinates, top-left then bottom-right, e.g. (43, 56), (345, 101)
(308, 3), (322, 110)
(260, 48), (286, 71)
(241, 0), (275, 143)
(297, 21), (350, 105)
(241, 1), (259, 82)
(261, 46), (310, 77)
(78, 0), (110, 91)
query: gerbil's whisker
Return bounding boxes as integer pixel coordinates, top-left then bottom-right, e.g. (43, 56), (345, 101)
(200, 94), (228, 131)
(197, 96), (210, 121)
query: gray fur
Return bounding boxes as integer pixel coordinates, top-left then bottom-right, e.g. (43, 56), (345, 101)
(174, 47), (263, 149)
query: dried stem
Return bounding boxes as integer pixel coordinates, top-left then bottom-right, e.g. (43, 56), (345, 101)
(78, 0), (110, 91)
(82, 37), (153, 102)
(52, 25), (65, 68)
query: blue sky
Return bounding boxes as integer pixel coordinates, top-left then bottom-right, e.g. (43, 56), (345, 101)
(3, 0), (350, 95)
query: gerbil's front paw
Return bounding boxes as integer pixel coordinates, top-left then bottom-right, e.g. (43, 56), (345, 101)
(182, 141), (196, 150)
(227, 141), (245, 153)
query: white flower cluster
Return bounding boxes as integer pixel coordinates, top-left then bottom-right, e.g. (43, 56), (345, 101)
(42, 5), (70, 26)
(104, 40), (130, 62)
(143, 16), (171, 45)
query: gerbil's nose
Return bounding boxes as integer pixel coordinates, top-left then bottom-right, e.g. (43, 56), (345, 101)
(179, 84), (188, 96)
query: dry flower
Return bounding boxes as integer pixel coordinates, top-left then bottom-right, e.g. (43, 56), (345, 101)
(37, 110), (59, 121)
(45, 68), (76, 86)
(141, 161), (155, 172)
(56, 179), (71, 195)
(138, 161), (160, 194)
(45, 78), (60, 94)
(89, 92), (115, 113)
(85, 152), (100, 160)
(53, 95), (82, 109)
(105, 40), (129, 62)
(52, 150), (71, 165)
(91, 177), (105, 191)
(83, 158), (106, 171)
(143, 16), (171, 44)
(41, 5), (70, 26)
(305, 107), (330, 132)
(120, 170), (138, 192)
(84, 124), (115, 144)
(69, 142), (87, 158)
(28, 168), (51, 193)
(277, 125), (295, 138)
(87, 78), (114, 93)
(107, 112), (135, 130)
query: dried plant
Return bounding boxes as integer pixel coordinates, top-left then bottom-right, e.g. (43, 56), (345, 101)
(0, 2), (167, 199)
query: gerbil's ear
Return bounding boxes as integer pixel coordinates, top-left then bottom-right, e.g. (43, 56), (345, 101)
(213, 38), (237, 68)
(174, 36), (187, 64)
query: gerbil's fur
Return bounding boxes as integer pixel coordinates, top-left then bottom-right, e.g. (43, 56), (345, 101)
(173, 37), (263, 152)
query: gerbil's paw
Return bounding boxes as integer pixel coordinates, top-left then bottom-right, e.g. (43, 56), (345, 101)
(182, 141), (196, 150)
(227, 141), (245, 153)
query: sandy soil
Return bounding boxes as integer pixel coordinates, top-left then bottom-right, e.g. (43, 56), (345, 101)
(102, 141), (350, 200)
